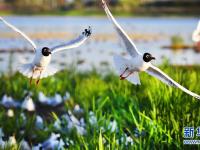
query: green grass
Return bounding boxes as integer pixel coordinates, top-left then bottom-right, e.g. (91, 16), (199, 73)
(1, 9), (199, 17)
(0, 10), (13, 16)
(0, 9), (132, 17)
(0, 64), (200, 149)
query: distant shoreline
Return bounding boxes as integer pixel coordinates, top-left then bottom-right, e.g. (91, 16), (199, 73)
(0, 10), (199, 17)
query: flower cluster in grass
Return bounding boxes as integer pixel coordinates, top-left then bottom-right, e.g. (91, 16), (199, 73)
(0, 63), (200, 149)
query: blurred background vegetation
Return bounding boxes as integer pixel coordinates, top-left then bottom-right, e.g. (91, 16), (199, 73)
(0, 0), (200, 16)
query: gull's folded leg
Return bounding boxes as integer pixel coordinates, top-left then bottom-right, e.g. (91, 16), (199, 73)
(120, 67), (129, 79)
(30, 67), (36, 85)
(36, 78), (40, 85)
(120, 71), (133, 80)
(120, 67), (129, 77)
(30, 77), (32, 85)
(36, 70), (42, 85)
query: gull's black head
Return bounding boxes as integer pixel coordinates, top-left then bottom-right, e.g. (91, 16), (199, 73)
(143, 53), (155, 62)
(42, 47), (51, 56)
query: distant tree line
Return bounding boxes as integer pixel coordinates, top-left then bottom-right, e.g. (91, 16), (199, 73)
(1, 0), (141, 13)
(1, 0), (200, 15)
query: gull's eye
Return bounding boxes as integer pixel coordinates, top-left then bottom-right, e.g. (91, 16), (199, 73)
(42, 47), (49, 52)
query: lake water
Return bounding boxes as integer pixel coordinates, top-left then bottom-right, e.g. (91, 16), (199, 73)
(0, 16), (200, 73)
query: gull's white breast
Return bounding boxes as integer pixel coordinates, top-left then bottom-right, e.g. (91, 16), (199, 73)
(33, 50), (51, 68)
(130, 56), (150, 72)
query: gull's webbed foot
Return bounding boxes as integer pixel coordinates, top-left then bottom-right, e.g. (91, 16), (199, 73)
(120, 67), (133, 80)
(36, 79), (40, 85)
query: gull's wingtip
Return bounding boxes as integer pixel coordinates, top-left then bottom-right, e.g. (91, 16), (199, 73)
(197, 20), (200, 30)
(195, 95), (200, 100)
(101, 0), (107, 8)
(88, 26), (92, 31)
(87, 26), (92, 36)
(82, 26), (92, 37)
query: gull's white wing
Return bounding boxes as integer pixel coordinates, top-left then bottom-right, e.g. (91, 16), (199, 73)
(0, 17), (37, 51)
(102, 0), (141, 57)
(192, 20), (200, 42)
(146, 64), (200, 100)
(197, 20), (200, 31)
(51, 26), (91, 54)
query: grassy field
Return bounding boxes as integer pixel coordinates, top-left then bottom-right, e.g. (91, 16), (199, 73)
(0, 9), (139, 17)
(0, 64), (200, 149)
(0, 9), (199, 17)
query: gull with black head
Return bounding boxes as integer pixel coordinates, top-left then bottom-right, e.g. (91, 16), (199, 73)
(102, 0), (200, 100)
(0, 17), (92, 84)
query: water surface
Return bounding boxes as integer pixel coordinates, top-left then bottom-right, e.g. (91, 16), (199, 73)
(0, 16), (199, 73)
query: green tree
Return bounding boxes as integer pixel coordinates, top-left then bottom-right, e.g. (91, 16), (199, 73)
(118, 0), (140, 12)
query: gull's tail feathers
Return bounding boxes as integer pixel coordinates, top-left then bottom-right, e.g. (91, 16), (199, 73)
(113, 55), (140, 85)
(126, 73), (141, 85)
(18, 64), (58, 79)
(41, 66), (58, 78)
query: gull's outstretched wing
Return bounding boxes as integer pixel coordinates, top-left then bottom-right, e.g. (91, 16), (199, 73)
(197, 20), (200, 31)
(51, 26), (91, 54)
(146, 64), (200, 100)
(192, 20), (200, 42)
(0, 17), (37, 51)
(101, 0), (141, 57)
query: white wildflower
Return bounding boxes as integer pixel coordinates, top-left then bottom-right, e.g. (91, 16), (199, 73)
(35, 115), (44, 129)
(89, 111), (97, 125)
(7, 109), (14, 117)
(21, 96), (35, 111)
(108, 120), (117, 132)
